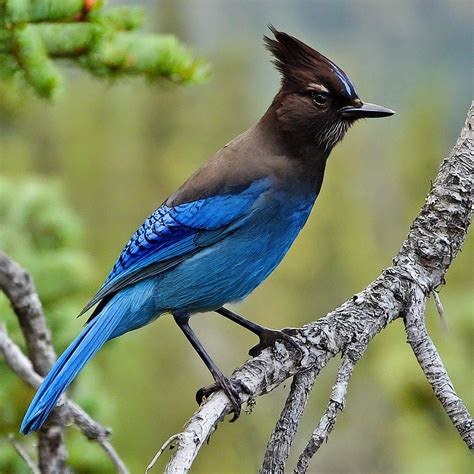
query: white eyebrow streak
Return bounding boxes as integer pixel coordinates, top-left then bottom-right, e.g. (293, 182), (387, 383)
(307, 83), (329, 93)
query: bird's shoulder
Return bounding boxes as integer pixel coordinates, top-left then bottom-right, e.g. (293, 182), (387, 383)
(167, 124), (297, 206)
(79, 174), (273, 317)
(80, 123), (314, 317)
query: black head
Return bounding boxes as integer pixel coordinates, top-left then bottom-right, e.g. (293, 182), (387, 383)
(264, 26), (394, 152)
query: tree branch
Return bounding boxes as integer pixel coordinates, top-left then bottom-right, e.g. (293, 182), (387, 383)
(294, 354), (357, 473)
(260, 368), (318, 474)
(0, 2), (208, 98)
(0, 251), (68, 472)
(404, 288), (473, 447)
(8, 434), (40, 474)
(0, 253), (128, 473)
(154, 103), (473, 473)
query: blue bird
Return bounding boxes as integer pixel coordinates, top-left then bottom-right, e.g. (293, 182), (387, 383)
(21, 26), (394, 433)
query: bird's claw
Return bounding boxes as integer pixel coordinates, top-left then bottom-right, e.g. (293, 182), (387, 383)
(196, 377), (242, 422)
(249, 327), (302, 358)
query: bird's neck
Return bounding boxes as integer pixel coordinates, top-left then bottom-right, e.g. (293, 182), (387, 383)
(256, 105), (330, 195)
(259, 103), (331, 160)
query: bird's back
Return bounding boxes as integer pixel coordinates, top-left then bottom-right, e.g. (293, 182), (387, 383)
(167, 113), (325, 207)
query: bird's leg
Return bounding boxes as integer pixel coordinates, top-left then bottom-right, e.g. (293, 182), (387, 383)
(174, 315), (242, 421)
(215, 307), (300, 357)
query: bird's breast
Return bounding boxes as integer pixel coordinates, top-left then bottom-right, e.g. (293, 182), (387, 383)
(154, 188), (317, 314)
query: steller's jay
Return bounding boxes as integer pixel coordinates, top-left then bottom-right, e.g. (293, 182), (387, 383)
(21, 26), (394, 433)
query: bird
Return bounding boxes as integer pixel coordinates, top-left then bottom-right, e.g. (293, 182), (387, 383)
(21, 26), (394, 434)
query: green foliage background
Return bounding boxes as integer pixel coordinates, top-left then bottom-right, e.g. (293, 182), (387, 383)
(0, 1), (472, 472)
(0, 0), (208, 98)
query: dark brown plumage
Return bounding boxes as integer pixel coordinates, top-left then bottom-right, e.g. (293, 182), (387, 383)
(171, 26), (393, 207)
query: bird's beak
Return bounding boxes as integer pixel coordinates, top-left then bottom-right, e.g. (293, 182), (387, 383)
(339, 102), (395, 119)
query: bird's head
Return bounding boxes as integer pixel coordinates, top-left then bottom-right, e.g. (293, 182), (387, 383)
(264, 26), (394, 152)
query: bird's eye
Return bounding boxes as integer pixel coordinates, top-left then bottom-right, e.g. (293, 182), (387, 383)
(311, 92), (329, 106)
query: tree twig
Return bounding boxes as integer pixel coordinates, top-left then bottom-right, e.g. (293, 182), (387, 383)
(0, 252), (55, 375)
(146, 434), (180, 473)
(294, 355), (357, 474)
(0, 250), (129, 472)
(160, 103), (473, 472)
(404, 288), (473, 448)
(0, 323), (128, 473)
(432, 290), (448, 331)
(8, 434), (40, 474)
(98, 439), (129, 474)
(259, 368), (318, 474)
(0, 252), (68, 472)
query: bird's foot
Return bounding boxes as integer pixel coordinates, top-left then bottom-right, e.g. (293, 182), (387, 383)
(249, 327), (301, 357)
(196, 376), (243, 422)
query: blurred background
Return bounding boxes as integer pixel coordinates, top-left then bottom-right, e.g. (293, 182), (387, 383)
(0, 0), (472, 472)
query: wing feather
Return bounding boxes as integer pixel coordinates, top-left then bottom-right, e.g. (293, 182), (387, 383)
(79, 178), (271, 316)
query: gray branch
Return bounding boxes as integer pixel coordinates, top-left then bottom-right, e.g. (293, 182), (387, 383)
(154, 103), (473, 473)
(259, 368), (318, 474)
(294, 354), (356, 473)
(0, 252), (67, 472)
(8, 434), (40, 474)
(0, 253), (128, 474)
(404, 288), (473, 447)
(0, 252), (56, 375)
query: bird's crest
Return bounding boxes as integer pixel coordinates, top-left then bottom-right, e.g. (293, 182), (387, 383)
(264, 25), (358, 99)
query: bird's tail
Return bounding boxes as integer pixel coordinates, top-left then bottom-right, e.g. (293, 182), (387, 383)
(20, 300), (122, 434)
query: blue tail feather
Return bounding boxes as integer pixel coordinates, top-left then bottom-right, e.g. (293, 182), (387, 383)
(20, 305), (121, 434)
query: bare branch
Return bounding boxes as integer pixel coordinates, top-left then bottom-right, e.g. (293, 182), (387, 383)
(98, 440), (129, 474)
(163, 269), (415, 472)
(0, 323), (127, 473)
(163, 391), (231, 473)
(404, 287), (473, 448)
(0, 251), (69, 471)
(8, 434), (40, 474)
(0, 252), (56, 375)
(294, 355), (356, 474)
(260, 368), (318, 474)
(146, 434), (180, 473)
(161, 103), (473, 472)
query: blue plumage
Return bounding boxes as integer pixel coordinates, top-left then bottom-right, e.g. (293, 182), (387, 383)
(79, 178), (273, 316)
(21, 177), (317, 433)
(21, 288), (134, 434)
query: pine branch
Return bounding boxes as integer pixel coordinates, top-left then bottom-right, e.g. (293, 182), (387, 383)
(0, 0), (209, 98)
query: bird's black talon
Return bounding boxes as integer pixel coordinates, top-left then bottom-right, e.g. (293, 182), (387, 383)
(219, 377), (242, 420)
(196, 383), (217, 405)
(196, 378), (242, 421)
(248, 327), (302, 358)
(214, 307), (302, 359)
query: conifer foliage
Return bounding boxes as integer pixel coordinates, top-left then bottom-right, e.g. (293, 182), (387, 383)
(0, 0), (209, 98)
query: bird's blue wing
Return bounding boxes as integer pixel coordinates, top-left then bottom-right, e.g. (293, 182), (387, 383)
(79, 178), (271, 316)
